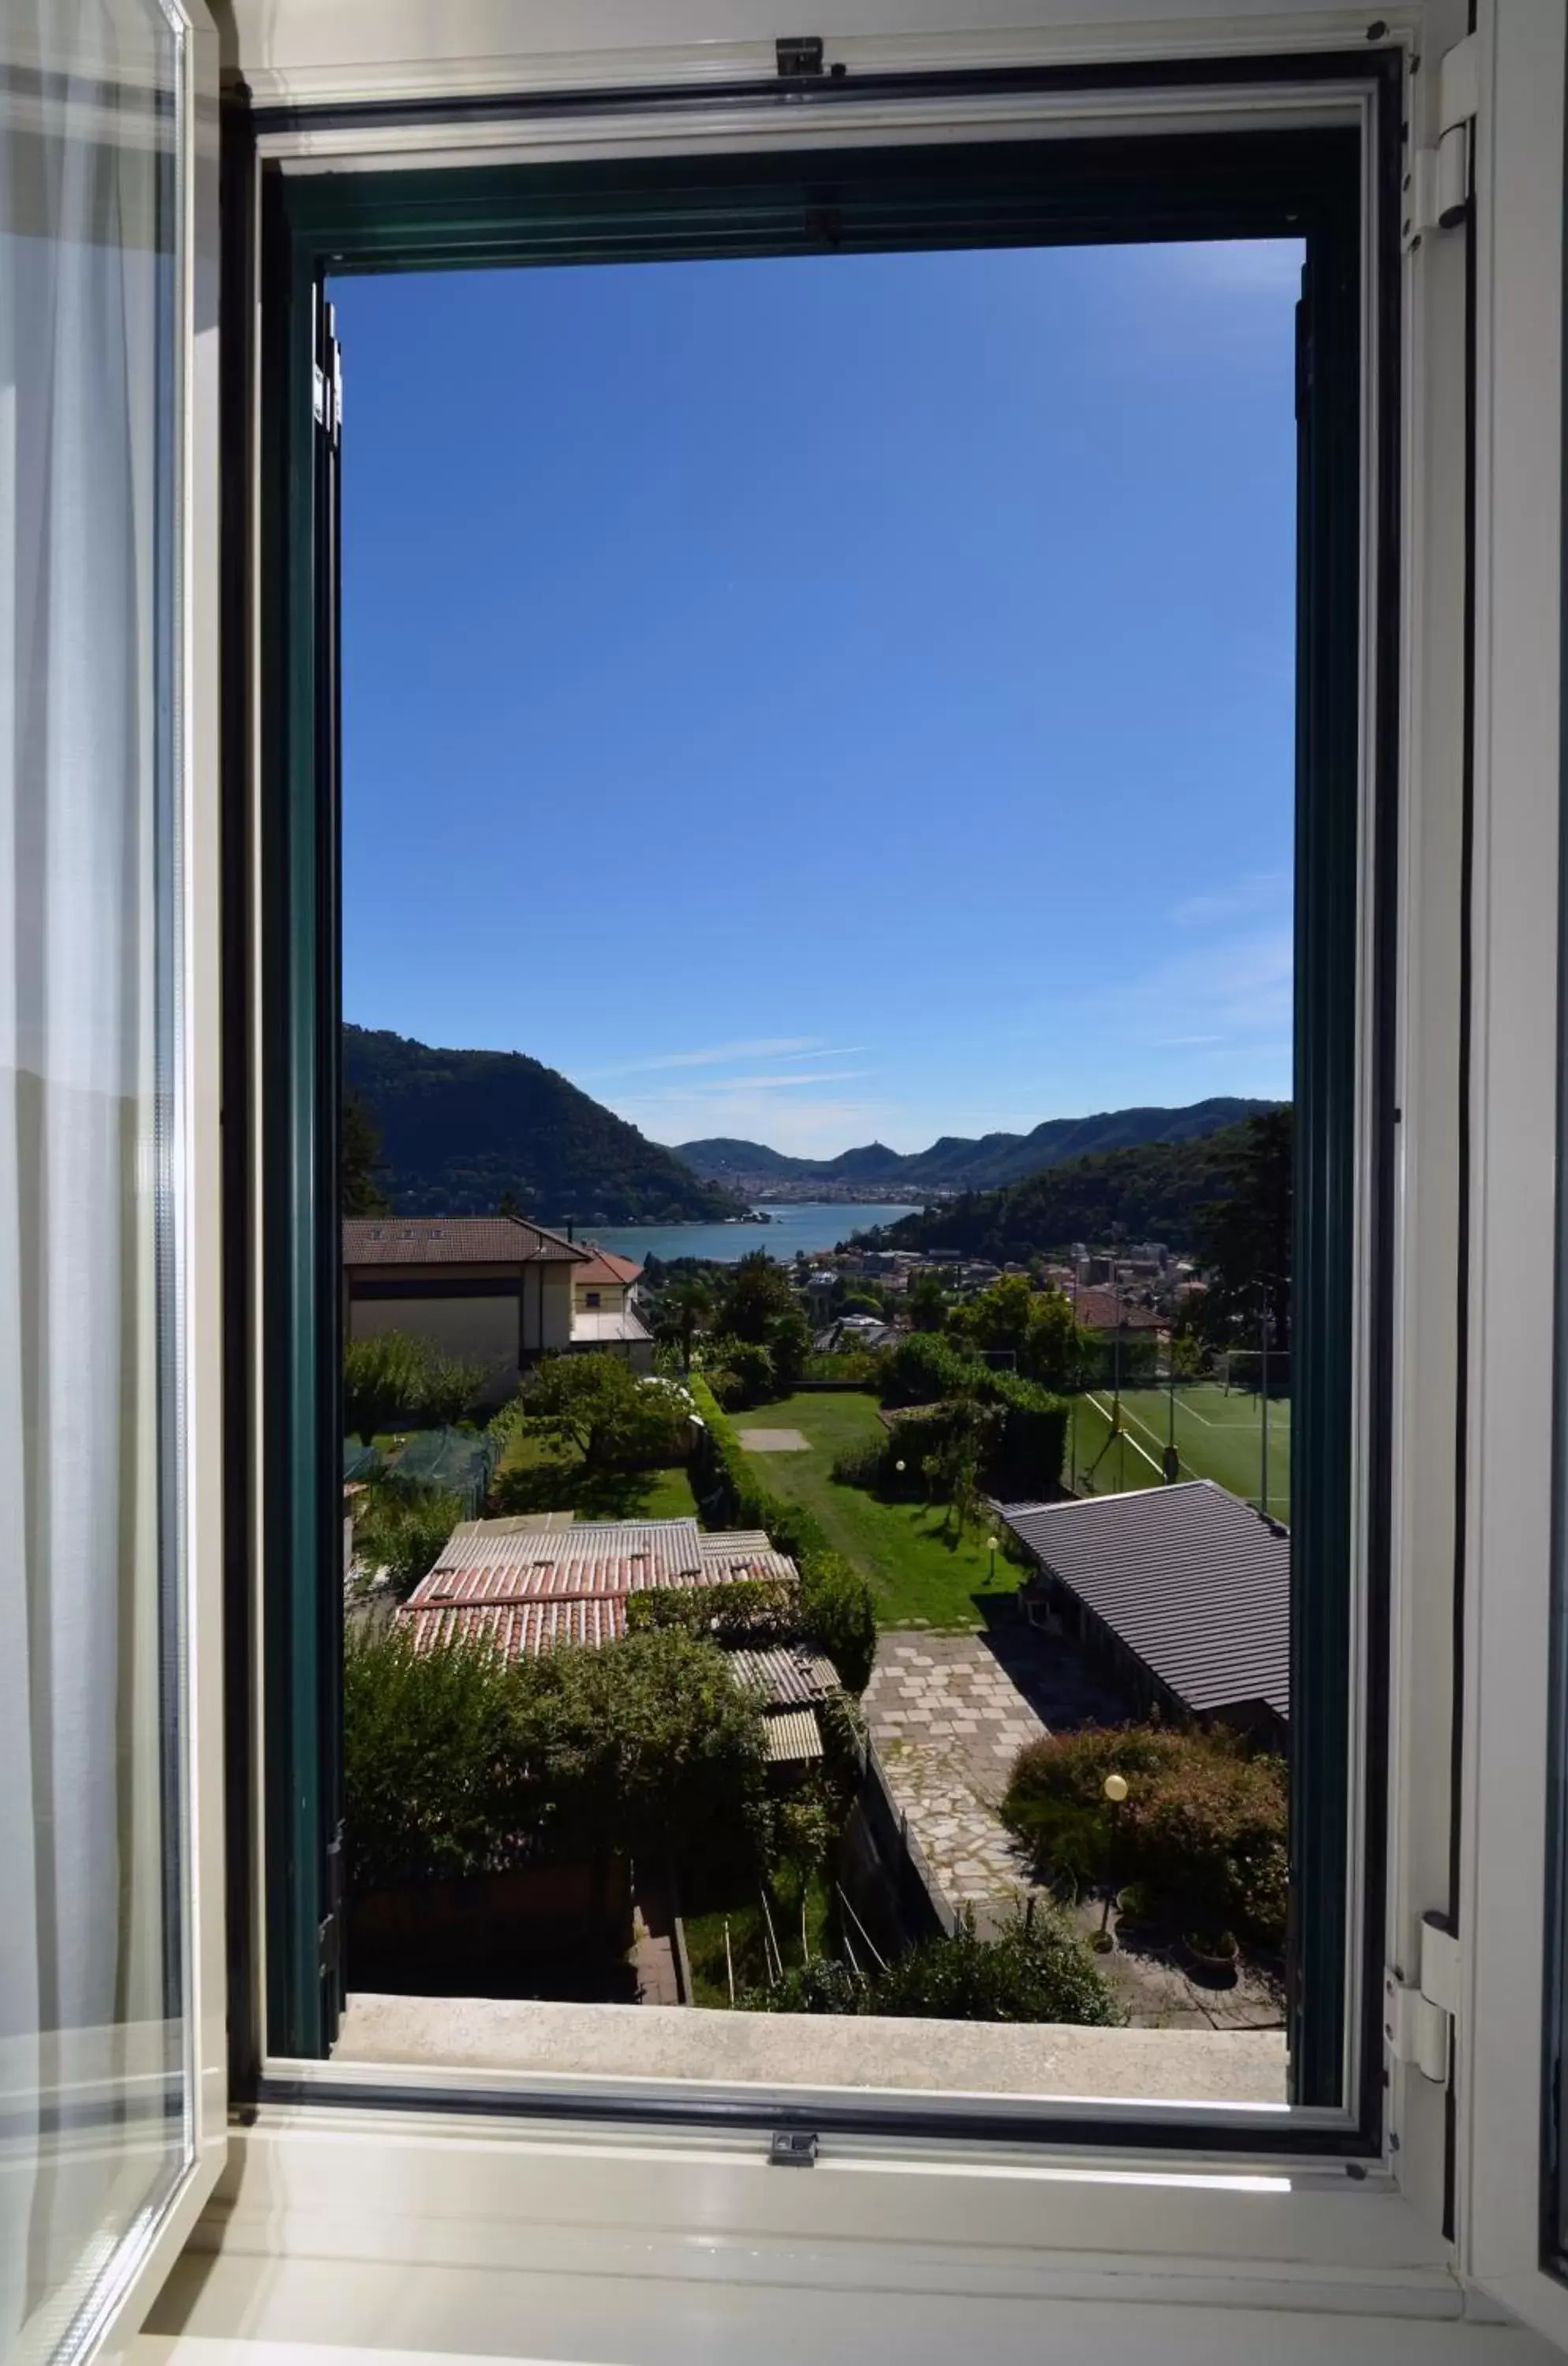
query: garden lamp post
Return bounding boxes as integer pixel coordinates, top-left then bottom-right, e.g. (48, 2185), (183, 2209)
(987, 1532), (999, 1586)
(1100, 1771), (1129, 1935)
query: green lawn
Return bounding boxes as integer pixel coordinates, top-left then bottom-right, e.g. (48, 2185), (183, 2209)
(1066, 1382), (1292, 1524)
(491, 1426), (700, 1524)
(737, 1390), (1016, 1631)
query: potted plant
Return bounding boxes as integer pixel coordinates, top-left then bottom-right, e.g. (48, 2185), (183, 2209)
(1182, 1928), (1240, 1979)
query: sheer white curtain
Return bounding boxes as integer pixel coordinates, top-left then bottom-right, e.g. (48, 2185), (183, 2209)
(0, 4), (186, 2357)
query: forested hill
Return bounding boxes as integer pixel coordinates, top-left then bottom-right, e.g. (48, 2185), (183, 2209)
(343, 1024), (741, 1223)
(869, 1122), (1267, 1261)
(676, 1096), (1275, 1193)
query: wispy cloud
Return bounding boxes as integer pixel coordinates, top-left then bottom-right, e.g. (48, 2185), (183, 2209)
(578, 1036), (843, 1080)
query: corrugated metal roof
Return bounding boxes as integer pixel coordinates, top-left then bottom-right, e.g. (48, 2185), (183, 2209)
(405, 1517), (801, 1612)
(763, 1709), (824, 1764)
(698, 1542), (801, 1585)
(726, 1643), (838, 1707)
(399, 1595), (627, 1658)
(343, 1215), (584, 1267)
(999, 1482), (1290, 1724)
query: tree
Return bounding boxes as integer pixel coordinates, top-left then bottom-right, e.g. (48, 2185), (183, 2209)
(344, 1625), (532, 1889)
(510, 1629), (771, 1865)
(715, 1251), (798, 1345)
(657, 1275), (713, 1373)
(497, 1188), (522, 1218)
(342, 1088), (390, 1215)
(524, 1351), (671, 1469)
(907, 1271), (949, 1332)
(1189, 1107), (1294, 1353)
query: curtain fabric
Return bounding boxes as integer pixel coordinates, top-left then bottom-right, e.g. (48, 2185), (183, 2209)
(0, 3), (185, 2356)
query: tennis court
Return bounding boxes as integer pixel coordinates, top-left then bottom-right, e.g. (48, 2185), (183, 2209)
(1065, 1380), (1291, 1524)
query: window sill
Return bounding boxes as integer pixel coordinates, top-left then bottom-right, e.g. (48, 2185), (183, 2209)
(136, 2110), (1548, 2366)
(332, 1991), (1288, 2108)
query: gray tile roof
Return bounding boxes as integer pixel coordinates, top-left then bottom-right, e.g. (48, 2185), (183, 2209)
(999, 1481), (1290, 1724)
(343, 1215), (584, 1266)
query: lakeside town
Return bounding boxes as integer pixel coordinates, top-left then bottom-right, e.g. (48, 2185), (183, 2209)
(338, 1103), (1290, 2069)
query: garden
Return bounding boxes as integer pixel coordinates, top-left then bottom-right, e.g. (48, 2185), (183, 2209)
(1000, 1720), (1289, 1983)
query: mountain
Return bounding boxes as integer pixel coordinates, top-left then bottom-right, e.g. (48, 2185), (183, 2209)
(868, 1122), (1268, 1261)
(344, 1025), (741, 1224)
(675, 1099), (1277, 1196)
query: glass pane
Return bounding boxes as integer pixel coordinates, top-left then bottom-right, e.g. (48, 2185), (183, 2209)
(333, 238), (1312, 2110)
(0, 5), (189, 2357)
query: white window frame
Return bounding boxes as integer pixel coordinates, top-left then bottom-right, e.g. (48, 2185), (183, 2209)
(21, 7), (232, 2362)
(148, 0), (1568, 2350)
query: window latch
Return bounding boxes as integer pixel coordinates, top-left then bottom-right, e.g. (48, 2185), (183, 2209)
(1384, 1912), (1461, 2084)
(1403, 33), (1478, 252)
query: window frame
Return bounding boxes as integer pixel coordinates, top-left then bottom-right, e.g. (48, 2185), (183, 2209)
(8, 6), (235, 2360)
(227, 53), (1402, 2161)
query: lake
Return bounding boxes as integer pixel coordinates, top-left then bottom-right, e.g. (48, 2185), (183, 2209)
(580, 1203), (923, 1265)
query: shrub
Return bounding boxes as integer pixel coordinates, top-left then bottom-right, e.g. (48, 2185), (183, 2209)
(1002, 1724), (1288, 1947)
(745, 1902), (1122, 2025)
(354, 1479), (465, 1597)
(345, 1623), (774, 1895)
(704, 1337), (775, 1409)
(798, 1549), (877, 1696)
(625, 1577), (798, 1645)
(882, 1332), (976, 1408)
(746, 1957), (870, 2016)
(875, 1902), (1123, 2025)
(344, 1329), (487, 1441)
(828, 1437), (889, 1490)
(344, 1625), (531, 1888)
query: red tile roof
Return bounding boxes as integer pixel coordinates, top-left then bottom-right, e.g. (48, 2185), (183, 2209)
(343, 1215), (584, 1267)
(1072, 1286), (1164, 1332)
(574, 1247), (644, 1288)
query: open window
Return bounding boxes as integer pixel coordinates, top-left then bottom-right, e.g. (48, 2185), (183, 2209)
(232, 56), (1400, 2156)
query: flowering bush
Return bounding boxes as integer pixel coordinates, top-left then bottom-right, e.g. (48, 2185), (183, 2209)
(1002, 1722), (1287, 1947)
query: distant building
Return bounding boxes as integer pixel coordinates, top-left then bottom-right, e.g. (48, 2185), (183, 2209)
(1069, 1286), (1164, 1336)
(1000, 1482), (1289, 1747)
(342, 1216), (656, 1386)
(342, 1215), (585, 1399)
(571, 1245), (655, 1371)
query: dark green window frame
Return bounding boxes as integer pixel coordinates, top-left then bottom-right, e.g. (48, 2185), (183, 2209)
(232, 54), (1401, 2148)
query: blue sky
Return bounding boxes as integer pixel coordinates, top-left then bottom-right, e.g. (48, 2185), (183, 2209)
(335, 237), (1300, 1157)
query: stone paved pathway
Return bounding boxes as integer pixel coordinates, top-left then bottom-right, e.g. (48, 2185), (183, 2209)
(863, 1625), (1285, 2032)
(737, 1427), (811, 1452)
(863, 1631), (1058, 1914)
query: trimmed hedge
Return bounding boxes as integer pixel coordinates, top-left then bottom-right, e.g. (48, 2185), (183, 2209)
(689, 1378), (876, 1692)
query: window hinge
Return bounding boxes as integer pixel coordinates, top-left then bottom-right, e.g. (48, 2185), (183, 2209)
(1403, 32), (1479, 252)
(1384, 1913), (1461, 2084)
